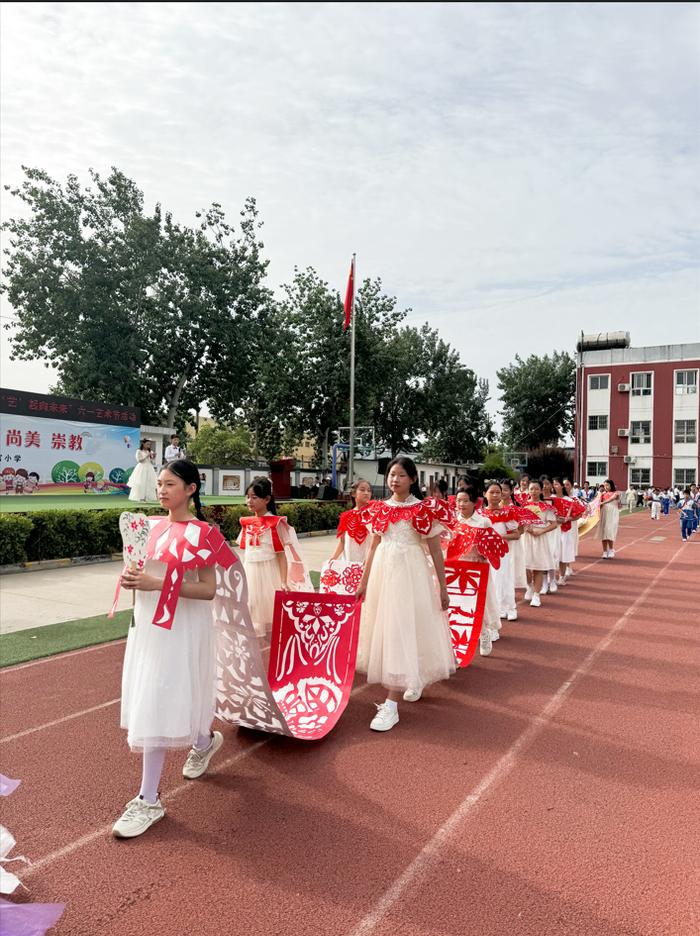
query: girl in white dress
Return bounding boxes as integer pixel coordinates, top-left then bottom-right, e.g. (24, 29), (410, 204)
(522, 481), (558, 608)
(328, 479), (373, 565)
(540, 476), (561, 595)
(128, 440), (157, 502)
(598, 479), (621, 558)
(237, 479), (309, 636)
(501, 479), (528, 590)
(480, 482), (521, 622)
(113, 460), (224, 839)
(356, 457), (455, 732)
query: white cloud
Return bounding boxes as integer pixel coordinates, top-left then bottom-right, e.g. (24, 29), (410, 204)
(1, 1), (698, 425)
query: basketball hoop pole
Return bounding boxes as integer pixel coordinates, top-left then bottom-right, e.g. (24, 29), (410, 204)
(347, 253), (357, 488)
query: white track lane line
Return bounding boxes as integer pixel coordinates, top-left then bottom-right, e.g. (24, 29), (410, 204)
(24, 680), (371, 876)
(1, 643), (270, 741)
(347, 541), (685, 936)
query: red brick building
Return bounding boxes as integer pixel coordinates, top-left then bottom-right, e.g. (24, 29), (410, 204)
(574, 339), (700, 491)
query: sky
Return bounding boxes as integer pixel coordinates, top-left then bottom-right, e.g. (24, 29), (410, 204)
(1, 1), (699, 430)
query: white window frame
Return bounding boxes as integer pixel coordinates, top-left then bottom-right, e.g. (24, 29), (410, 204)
(675, 369), (698, 395)
(630, 468), (651, 487)
(630, 420), (651, 445)
(674, 419), (697, 444)
(588, 374), (610, 391)
(587, 461), (607, 478)
(630, 371), (653, 396)
(588, 414), (609, 431)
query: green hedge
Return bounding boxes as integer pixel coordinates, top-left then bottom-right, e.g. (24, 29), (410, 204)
(0, 502), (345, 566)
(0, 515), (34, 565)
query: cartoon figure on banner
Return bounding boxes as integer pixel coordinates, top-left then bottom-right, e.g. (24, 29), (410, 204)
(237, 478), (312, 637)
(83, 470), (96, 493)
(447, 484), (509, 658)
(24, 471), (40, 494)
(13, 469), (27, 495)
(2, 468), (14, 494)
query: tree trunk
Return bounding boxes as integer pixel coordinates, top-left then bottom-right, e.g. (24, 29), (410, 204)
(166, 372), (188, 427)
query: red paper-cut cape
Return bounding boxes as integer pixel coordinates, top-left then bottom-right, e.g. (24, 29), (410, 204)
(336, 508), (370, 545)
(445, 561), (489, 667)
(446, 524), (509, 568)
(239, 514), (286, 551)
(361, 497), (455, 536)
(319, 559), (364, 595)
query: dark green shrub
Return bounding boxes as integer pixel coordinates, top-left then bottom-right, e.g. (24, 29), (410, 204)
(0, 515), (34, 564)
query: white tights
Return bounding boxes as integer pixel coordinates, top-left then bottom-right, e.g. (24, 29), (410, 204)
(138, 732), (212, 804)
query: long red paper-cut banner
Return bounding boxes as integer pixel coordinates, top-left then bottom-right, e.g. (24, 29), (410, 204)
(445, 560), (489, 668)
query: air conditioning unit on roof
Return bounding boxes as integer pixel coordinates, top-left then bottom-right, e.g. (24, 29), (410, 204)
(617, 428), (629, 437)
(618, 382), (630, 392)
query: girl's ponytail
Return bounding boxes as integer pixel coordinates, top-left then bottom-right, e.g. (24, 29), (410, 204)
(192, 486), (206, 522)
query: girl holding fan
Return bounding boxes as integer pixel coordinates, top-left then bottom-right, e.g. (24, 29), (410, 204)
(356, 457), (455, 731)
(113, 460), (224, 839)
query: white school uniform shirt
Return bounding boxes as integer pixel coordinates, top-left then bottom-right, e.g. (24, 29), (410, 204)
(165, 444), (184, 461)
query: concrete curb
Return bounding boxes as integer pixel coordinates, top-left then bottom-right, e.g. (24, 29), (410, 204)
(0, 530), (338, 575)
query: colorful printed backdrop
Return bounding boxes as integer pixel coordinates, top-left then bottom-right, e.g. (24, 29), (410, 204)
(0, 413), (140, 494)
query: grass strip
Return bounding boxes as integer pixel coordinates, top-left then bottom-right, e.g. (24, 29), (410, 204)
(1, 571), (322, 666)
(0, 610), (132, 667)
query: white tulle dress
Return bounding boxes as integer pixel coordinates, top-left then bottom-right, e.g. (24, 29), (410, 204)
(453, 513), (502, 632)
(128, 449), (157, 502)
(237, 514), (311, 636)
(357, 497), (456, 692)
(120, 519), (216, 752)
(523, 503), (557, 571)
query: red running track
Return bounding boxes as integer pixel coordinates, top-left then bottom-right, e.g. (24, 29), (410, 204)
(1, 512), (698, 936)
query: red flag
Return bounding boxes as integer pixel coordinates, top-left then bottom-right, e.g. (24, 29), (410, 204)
(343, 256), (354, 331)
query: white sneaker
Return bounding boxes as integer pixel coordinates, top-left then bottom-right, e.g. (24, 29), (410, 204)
(499, 612), (506, 619)
(602, 551), (609, 559)
(524, 586), (534, 601)
(530, 593), (541, 607)
(403, 688), (422, 702)
(370, 702), (399, 731)
(557, 577), (566, 586)
(479, 630), (493, 656)
(182, 730), (224, 779)
(549, 580), (558, 593)
(565, 567), (573, 577)
(608, 549), (615, 559)
(540, 584), (549, 595)
(506, 610), (518, 622)
(490, 628), (500, 641)
(112, 796), (165, 839)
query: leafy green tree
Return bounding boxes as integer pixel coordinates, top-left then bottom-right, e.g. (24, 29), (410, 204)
(496, 352), (576, 450)
(186, 424), (254, 466)
(51, 460), (80, 483)
(1, 167), (271, 428)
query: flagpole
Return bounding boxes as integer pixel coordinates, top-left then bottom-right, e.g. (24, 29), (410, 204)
(347, 253), (356, 490)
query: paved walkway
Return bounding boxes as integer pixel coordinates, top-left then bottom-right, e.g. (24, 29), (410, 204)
(0, 534), (337, 634)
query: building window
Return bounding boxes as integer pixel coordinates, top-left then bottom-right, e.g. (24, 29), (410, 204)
(631, 372), (652, 396)
(588, 414), (608, 431)
(630, 468), (651, 487)
(674, 468), (697, 487)
(675, 370), (698, 394)
(587, 461), (607, 477)
(589, 375), (609, 391)
(674, 420), (697, 444)
(630, 420), (651, 444)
